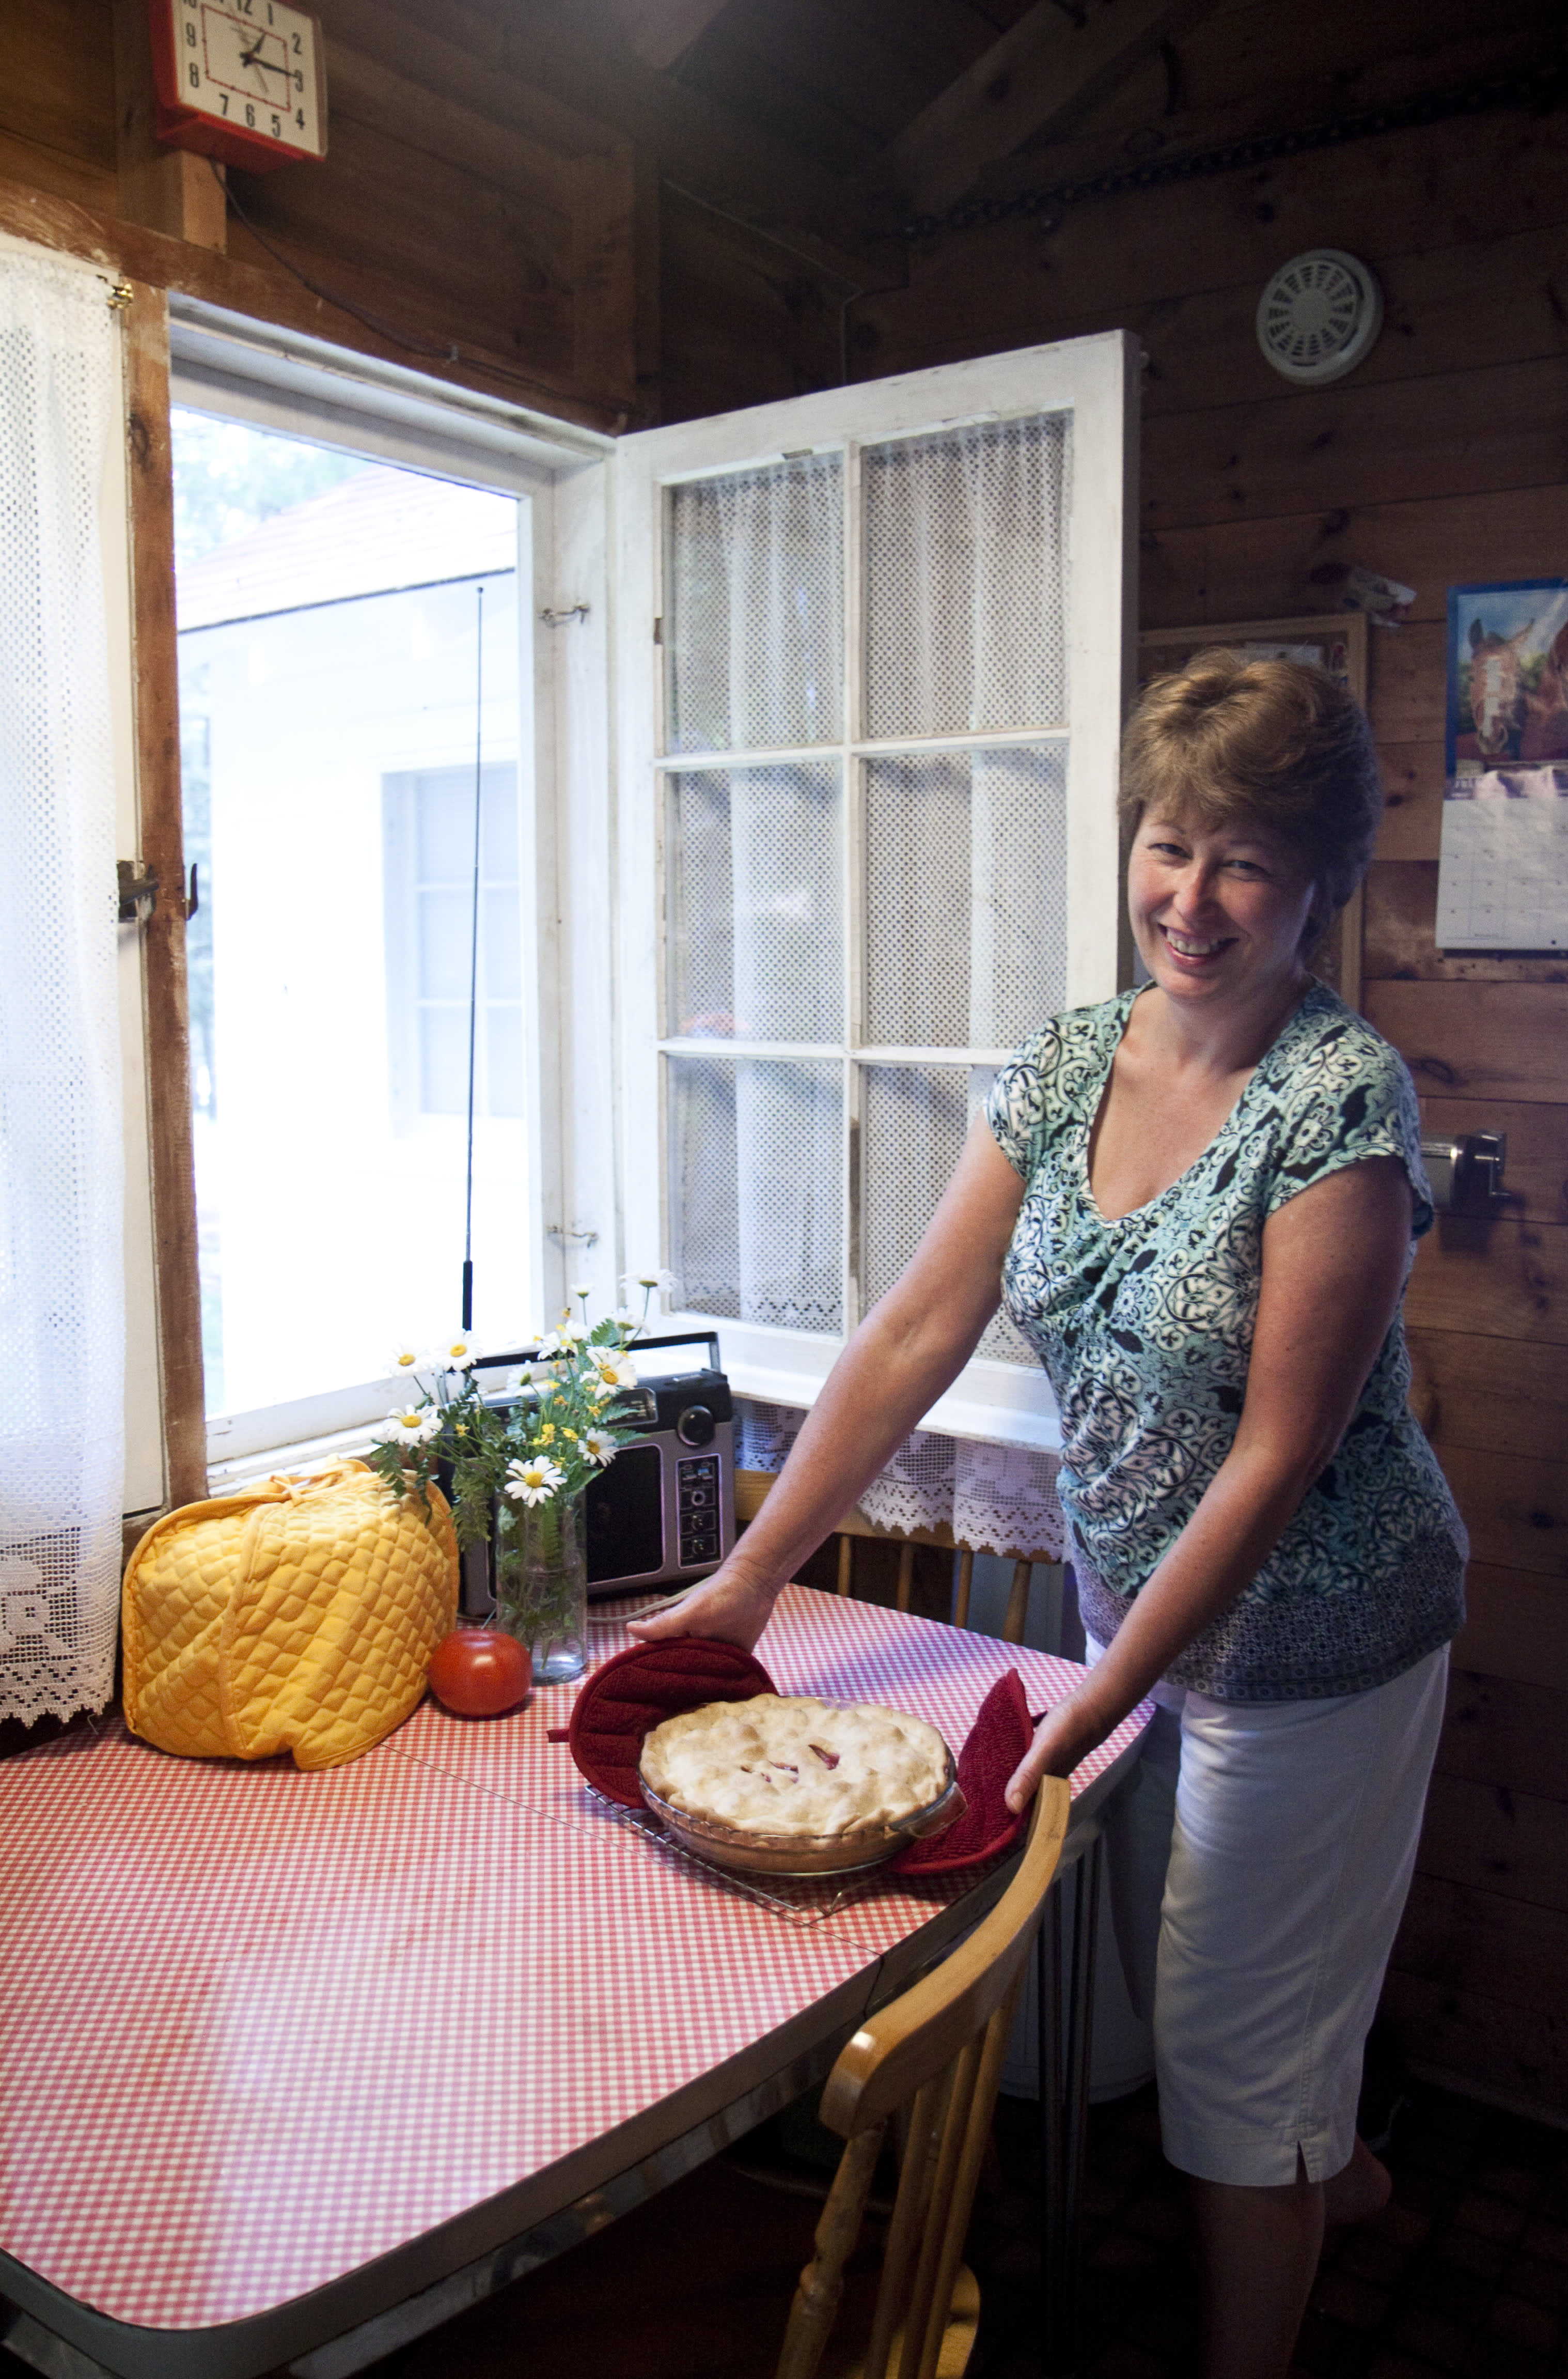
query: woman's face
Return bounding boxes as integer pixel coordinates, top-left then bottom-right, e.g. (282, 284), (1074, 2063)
(1127, 806), (1318, 1011)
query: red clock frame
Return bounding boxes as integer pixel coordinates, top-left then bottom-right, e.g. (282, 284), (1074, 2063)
(148, 0), (327, 175)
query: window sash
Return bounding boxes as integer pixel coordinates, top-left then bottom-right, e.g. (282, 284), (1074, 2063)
(611, 336), (1139, 1451)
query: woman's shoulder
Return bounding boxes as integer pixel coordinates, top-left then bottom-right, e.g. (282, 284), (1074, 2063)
(1003, 991), (1133, 1077)
(986, 993), (1130, 1176)
(1270, 982), (1419, 1113)
(1260, 983), (1431, 1224)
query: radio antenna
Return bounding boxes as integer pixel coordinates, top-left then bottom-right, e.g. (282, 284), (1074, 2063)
(461, 581), (483, 1332)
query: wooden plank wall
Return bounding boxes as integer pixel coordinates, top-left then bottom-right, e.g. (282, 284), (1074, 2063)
(654, 73), (1568, 2116)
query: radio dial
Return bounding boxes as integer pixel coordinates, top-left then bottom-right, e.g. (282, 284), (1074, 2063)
(676, 1405), (715, 1448)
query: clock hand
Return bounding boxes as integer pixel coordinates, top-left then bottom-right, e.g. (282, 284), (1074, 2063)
(239, 37), (288, 76)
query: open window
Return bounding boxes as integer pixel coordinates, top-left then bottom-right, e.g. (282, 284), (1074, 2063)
(607, 336), (1138, 1451)
(164, 306), (615, 1475)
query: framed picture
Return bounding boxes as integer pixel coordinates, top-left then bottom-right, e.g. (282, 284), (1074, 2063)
(1436, 581), (1568, 952)
(1447, 579), (1568, 777)
(1136, 613), (1369, 1009)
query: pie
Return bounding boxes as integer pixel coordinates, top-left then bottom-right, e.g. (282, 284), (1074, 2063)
(639, 1692), (951, 1840)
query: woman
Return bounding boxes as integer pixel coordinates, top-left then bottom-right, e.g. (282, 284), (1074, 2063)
(632, 652), (1466, 2379)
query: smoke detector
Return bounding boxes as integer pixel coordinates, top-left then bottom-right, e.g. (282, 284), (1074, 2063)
(1256, 250), (1383, 385)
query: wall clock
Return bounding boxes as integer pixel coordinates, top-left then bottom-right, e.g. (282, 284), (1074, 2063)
(148, 0), (328, 172)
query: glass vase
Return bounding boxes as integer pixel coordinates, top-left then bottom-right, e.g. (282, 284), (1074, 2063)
(493, 1489), (588, 1685)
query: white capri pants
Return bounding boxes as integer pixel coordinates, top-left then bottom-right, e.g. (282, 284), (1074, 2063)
(1090, 1640), (1449, 2189)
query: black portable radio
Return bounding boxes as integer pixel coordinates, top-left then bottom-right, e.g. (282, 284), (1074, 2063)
(461, 1330), (737, 1612)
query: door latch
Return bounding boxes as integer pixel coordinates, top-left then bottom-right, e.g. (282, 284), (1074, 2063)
(1420, 1132), (1508, 1216)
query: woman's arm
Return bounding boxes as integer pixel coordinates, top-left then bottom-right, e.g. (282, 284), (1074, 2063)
(628, 1117), (1028, 1650)
(1004, 1153), (1415, 1811)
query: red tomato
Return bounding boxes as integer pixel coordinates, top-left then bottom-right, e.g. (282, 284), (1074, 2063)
(427, 1628), (531, 1717)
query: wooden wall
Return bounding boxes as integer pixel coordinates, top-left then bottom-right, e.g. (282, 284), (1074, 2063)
(836, 105), (1568, 2123)
(0, 0), (646, 429)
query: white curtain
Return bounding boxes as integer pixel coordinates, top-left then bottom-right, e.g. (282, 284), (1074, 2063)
(735, 1400), (1064, 1561)
(665, 453), (843, 756)
(862, 414), (1069, 742)
(0, 239), (125, 1727)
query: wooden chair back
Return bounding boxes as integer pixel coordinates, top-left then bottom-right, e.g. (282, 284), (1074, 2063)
(775, 1778), (1071, 2379)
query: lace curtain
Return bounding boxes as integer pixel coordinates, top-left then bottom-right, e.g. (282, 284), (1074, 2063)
(0, 239), (125, 1726)
(735, 1400), (1064, 1562)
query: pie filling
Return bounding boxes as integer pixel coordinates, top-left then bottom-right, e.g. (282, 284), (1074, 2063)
(640, 1693), (950, 1840)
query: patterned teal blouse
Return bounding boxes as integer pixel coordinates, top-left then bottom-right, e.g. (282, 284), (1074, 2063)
(987, 983), (1466, 1701)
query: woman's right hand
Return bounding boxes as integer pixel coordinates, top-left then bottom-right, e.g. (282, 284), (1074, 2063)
(625, 1560), (779, 1652)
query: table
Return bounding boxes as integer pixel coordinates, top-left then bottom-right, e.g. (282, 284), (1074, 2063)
(0, 1583), (1151, 2379)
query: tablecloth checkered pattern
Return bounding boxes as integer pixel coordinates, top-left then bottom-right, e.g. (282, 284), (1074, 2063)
(394, 1581), (1150, 1937)
(0, 1584), (1150, 2336)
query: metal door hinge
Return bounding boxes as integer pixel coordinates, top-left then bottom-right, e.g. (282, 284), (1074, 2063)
(117, 860), (158, 923)
(118, 862), (198, 923)
(541, 603), (590, 626)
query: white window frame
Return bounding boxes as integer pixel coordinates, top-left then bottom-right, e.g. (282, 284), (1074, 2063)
(608, 335), (1139, 1454)
(164, 303), (620, 1477)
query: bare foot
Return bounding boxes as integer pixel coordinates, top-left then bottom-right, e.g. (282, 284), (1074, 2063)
(1323, 2135), (1392, 2228)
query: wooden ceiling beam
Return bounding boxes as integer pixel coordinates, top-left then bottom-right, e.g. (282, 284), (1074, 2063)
(873, 0), (1225, 217)
(604, 0), (732, 73)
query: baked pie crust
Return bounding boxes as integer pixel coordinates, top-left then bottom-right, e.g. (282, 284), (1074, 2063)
(639, 1692), (950, 1841)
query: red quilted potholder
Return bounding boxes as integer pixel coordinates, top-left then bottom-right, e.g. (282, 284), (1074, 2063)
(889, 1668), (1038, 1878)
(565, 1639), (776, 1808)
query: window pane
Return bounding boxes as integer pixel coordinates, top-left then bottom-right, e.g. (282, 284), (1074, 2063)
(864, 744), (1068, 1048)
(666, 763), (842, 1041)
(863, 414), (1069, 738)
(667, 1056), (842, 1333)
(860, 1065), (1029, 1362)
(665, 454), (843, 754)
(175, 414), (528, 1418)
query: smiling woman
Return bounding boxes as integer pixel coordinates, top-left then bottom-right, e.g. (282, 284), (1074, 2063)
(633, 650), (1467, 2379)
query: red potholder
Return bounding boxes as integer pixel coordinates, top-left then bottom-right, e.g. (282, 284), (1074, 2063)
(889, 1668), (1037, 1877)
(565, 1639), (776, 1808)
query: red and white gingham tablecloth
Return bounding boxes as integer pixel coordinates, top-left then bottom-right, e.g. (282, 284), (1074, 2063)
(0, 1582), (1150, 2334)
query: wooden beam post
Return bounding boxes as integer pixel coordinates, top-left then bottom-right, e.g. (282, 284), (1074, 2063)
(112, 0), (228, 250)
(872, 0), (1223, 219)
(604, 0), (732, 73)
(123, 284), (208, 1510)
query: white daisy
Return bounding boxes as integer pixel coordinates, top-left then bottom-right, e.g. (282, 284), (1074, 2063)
(571, 1281), (593, 1299)
(584, 1428), (619, 1466)
(592, 1350), (639, 1390)
(506, 1456), (563, 1507)
(623, 1268), (676, 1296)
(380, 1404), (440, 1445)
(387, 1341), (429, 1379)
(434, 1333), (480, 1371)
(536, 1330), (564, 1360)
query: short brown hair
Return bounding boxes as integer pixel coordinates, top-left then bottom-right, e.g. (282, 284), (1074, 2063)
(1120, 650), (1381, 941)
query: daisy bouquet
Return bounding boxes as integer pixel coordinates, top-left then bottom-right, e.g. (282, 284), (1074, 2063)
(366, 1281), (672, 1671)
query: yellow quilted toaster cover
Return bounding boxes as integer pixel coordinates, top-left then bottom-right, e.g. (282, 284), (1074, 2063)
(122, 1460), (459, 1770)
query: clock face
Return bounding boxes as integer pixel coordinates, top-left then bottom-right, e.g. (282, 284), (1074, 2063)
(160, 0), (327, 164)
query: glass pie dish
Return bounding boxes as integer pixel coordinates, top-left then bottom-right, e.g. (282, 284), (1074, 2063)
(637, 1755), (966, 1878)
